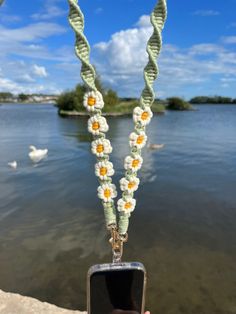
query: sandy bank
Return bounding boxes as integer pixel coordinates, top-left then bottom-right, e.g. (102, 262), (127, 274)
(0, 289), (86, 314)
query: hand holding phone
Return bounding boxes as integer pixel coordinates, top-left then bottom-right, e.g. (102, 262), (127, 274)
(88, 262), (147, 314)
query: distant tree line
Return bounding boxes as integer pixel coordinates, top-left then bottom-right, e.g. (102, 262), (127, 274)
(1, 90), (235, 108)
(0, 92), (13, 100)
(57, 73), (194, 113)
(0, 92), (29, 102)
(0, 92), (58, 103)
(190, 96), (236, 104)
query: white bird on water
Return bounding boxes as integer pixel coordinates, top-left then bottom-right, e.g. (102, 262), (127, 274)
(8, 161), (17, 169)
(29, 145), (48, 163)
(147, 143), (165, 150)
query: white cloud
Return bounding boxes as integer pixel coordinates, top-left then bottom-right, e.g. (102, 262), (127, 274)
(0, 22), (66, 43)
(16, 74), (35, 83)
(93, 16), (152, 96)
(94, 15), (152, 71)
(94, 8), (103, 15)
(189, 44), (224, 55)
(91, 15), (236, 98)
(1, 12), (235, 98)
(221, 77), (236, 83)
(0, 60), (60, 94)
(31, 0), (66, 20)
(0, 76), (45, 94)
(0, 77), (23, 93)
(221, 36), (236, 44)
(0, 22), (69, 62)
(135, 15), (151, 28)
(0, 14), (21, 23)
(193, 10), (220, 16)
(0, 4), (69, 95)
(0, 75), (61, 94)
(32, 64), (48, 78)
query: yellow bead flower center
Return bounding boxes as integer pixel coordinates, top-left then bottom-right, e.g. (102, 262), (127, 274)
(92, 122), (100, 130)
(100, 167), (107, 176)
(136, 135), (144, 144)
(87, 97), (96, 106)
(125, 202), (132, 210)
(128, 181), (136, 189)
(104, 189), (111, 198)
(132, 159), (140, 168)
(96, 144), (104, 153)
(141, 111), (149, 121)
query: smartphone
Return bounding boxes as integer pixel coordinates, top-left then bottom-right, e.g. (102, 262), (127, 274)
(87, 262), (146, 314)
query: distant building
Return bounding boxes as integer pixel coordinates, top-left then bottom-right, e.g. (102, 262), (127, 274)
(0, 93), (59, 103)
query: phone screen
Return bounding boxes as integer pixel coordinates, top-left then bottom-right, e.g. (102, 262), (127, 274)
(90, 268), (144, 314)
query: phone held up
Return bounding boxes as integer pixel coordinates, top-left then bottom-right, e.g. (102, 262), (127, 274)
(87, 262), (146, 314)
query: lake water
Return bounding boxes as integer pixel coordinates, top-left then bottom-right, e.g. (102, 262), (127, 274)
(0, 104), (235, 314)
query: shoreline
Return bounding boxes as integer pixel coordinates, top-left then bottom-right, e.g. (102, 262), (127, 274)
(58, 109), (165, 117)
(0, 102), (55, 105)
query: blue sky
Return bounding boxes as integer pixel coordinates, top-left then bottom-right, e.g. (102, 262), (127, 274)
(0, 0), (236, 99)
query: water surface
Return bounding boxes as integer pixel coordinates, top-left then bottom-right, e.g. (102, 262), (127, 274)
(0, 104), (235, 314)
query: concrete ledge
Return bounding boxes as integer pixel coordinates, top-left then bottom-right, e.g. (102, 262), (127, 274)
(0, 289), (86, 314)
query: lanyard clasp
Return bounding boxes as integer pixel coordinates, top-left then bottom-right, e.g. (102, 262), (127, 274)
(109, 225), (128, 263)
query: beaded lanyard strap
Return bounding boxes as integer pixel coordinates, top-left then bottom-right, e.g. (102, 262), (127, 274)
(68, 0), (167, 262)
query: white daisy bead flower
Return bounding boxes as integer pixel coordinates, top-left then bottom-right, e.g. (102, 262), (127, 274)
(88, 115), (109, 135)
(120, 176), (140, 193)
(117, 197), (136, 214)
(129, 131), (147, 149)
(91, 139), (112, 158)
(98, 183), (117, 202)
(124, 155), (143, 172)
(83, 90), (104, 112)
(133, 106), (153, 126)
(95, 161), (115, 180)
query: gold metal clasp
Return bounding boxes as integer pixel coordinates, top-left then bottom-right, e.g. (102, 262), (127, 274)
(108, 225), (128, 263)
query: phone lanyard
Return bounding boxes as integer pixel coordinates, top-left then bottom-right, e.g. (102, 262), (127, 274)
(68, 0), (167, 263)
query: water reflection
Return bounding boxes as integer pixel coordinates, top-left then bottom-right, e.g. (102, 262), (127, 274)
(0, 104), (236, 313)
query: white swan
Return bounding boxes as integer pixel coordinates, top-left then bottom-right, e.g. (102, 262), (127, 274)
(8, 161), (17, 169)
(148, 143), (165, 150)
(29, 145), (48, 162)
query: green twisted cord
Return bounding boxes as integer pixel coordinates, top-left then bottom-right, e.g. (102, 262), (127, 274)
(118, 0), (167, 235)
(140, 0), (167, 109)
(68, 0), (117, 228)
(68, 0), (97, 91)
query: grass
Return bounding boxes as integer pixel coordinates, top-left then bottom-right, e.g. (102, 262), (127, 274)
(105, 100), (166, 114)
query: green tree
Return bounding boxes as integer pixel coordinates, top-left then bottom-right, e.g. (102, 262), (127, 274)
(18, 93), (29, 102)
(104, 89), (119, 109)
(95, 74), (105, 96)
(167, 97), (192, 110)
(190, 96), (233, 104)
(0, 92), (13, 100)
(190, 96), (208, 104)
(74, 84), (87, 111)
(56, 90), (76, 111)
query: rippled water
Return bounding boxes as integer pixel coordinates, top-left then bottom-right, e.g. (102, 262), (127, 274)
(0, 104), (235, 314)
